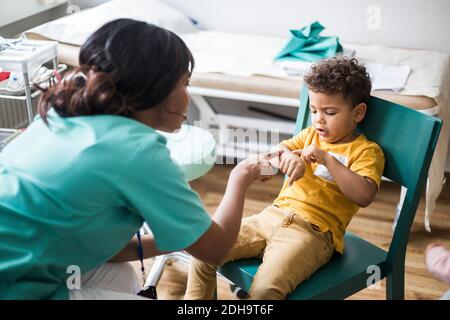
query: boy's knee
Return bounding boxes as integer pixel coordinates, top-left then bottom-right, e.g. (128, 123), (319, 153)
(249, 284), (286, 300)
(249, 272), (297, 300)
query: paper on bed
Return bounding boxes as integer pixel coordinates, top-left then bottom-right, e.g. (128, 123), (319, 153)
(365, 62), (410, 92)
(274, 60), (410, 92)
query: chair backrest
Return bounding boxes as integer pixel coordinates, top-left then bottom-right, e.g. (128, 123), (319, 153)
(296, 86), (442, 266)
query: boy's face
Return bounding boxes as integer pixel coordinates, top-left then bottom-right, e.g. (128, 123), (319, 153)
(309, 91), (367, 144)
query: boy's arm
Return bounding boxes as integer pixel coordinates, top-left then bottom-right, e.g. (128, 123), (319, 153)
(324, 154), (378, 207)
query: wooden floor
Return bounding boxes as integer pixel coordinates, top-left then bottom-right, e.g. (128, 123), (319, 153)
(137, 165), (450, 300)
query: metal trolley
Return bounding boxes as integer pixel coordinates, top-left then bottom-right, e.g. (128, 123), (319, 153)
(0, 37), (59, 127)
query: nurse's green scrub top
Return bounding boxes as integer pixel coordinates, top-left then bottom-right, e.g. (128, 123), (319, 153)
(0, 110), (212, 299)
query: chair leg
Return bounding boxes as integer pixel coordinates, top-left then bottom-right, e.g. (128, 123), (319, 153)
(145, 254), (172, 288)
(386, 265), (405, 300)
(229, 283), (249, 299)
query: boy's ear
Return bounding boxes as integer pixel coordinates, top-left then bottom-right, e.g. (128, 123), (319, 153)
(353, 103), (367, 123)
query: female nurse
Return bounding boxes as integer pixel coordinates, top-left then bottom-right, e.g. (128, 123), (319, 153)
(0, 19), (276, 299)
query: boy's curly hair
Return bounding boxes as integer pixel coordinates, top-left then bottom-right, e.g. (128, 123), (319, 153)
(304, 57), (372, 106)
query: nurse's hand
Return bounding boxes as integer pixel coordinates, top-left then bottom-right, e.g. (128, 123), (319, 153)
(231, 150), (282, 186)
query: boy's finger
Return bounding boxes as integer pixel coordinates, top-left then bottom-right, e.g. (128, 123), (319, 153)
(288, 175), (296, 186)
(292, 149), (303, 155)
(282, 160), (290, 174)
(292, 168), (304, 180)
(287, 163), (295, 178)
(280, 158), (287, 169)
(288, 166), (297, 186)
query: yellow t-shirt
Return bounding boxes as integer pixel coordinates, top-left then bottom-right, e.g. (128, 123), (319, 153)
(273, 127), (385, 253)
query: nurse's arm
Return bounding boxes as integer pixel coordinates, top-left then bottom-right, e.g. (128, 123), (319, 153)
(111, 169), (252, 265)
(109, 234), (167, 262)
(186, 159), (268, 265)
(111, 152), (276, 265)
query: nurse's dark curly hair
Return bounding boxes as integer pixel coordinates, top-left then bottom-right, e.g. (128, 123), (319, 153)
(37, 18), (194, 123)
(304, 56), (372, 106)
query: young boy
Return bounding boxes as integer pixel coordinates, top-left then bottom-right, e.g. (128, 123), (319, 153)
(185, 57), (385, 300)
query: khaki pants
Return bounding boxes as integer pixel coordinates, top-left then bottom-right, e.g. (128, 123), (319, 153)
(185, 205), (334, 300)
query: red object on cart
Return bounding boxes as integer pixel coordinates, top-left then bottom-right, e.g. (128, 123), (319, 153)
(0, 71), (10, 82)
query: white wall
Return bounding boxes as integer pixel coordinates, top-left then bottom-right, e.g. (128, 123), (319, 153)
(72, 0), (108, 9)
(0, 1), (68, 38)
(0, 0), (68, 28)
(53, 0), (450, 53)
(163, 0), (450, 53)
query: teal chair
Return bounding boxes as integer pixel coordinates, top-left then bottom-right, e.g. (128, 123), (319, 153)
(219, 86), (442, 300)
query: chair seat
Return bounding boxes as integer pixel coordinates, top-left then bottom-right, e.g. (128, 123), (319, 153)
(218, 232), (388, 300)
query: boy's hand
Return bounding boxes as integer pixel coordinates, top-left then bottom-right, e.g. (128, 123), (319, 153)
(279, 150), (305, 186)
(294, 145), (330, 165)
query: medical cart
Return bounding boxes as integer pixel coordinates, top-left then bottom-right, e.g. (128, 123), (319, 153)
(0, 38), (58, 128)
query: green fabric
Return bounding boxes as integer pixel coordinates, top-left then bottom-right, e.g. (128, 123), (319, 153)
(0, 110), (211, 299)
(275, 21), (343, 62)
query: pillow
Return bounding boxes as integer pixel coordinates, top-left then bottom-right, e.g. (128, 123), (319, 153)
(26, 0), (198, 46)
